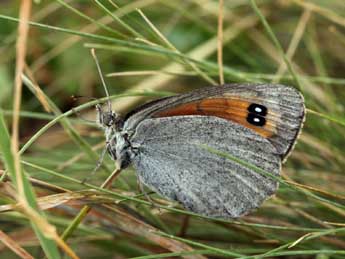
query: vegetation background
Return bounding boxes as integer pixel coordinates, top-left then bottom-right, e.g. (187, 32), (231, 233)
(0, 0), (345, 258)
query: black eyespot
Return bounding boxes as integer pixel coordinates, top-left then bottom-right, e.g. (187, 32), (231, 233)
(247, 113), (266, 126)
(248, 103), (267, 116)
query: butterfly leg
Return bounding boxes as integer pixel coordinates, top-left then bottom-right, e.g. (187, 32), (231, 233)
(81, 144), (108, 184)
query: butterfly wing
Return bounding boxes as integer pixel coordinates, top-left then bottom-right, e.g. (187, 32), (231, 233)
(130, 115), (281, 218)
(125, 84), (305, 160)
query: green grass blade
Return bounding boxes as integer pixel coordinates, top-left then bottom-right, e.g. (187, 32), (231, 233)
(249, 0), (303, 90)
(0, 110), (61, 259)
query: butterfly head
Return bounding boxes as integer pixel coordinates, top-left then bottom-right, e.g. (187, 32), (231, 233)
(96, 104), (124, 132)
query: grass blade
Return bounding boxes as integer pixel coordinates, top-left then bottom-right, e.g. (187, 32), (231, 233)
(0, 110), (61, 259)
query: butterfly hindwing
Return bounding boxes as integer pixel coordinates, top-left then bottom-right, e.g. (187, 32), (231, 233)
(131, 116), (281, 218)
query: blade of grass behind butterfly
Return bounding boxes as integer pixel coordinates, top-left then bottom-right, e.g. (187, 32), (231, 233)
(307, 109), (345, 127)
(305, 20), (341, 115)
(271, 8), (311, 84)
(161, 1), (215, 34)
(293, 0), (345, 28)
(55, 0), (128, 39)
(93, 0), (143, 38)
(249, 0), (303, 91)
(0, 111), (61, 259)
(136, 8), (216, 85)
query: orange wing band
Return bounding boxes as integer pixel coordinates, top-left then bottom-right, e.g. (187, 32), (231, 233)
(154, 98), (276, 138)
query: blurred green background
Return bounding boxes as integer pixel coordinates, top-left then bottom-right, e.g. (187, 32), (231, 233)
(0, 0), (345, 258)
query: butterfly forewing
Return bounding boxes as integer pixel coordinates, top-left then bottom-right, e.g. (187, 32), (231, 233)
(125, 84), (305, 160)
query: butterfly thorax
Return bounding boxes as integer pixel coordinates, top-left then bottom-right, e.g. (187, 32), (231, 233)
(96, 104), (134, 169)
(107, 130), (135, 169)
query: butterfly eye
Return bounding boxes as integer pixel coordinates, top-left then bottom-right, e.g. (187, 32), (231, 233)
(102, 112), (115, 127)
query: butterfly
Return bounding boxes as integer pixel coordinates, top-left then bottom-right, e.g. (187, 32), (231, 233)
(96, 81), (305, 218)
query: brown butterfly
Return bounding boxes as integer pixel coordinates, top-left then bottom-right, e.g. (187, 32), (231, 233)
(97, 82), (305, 218)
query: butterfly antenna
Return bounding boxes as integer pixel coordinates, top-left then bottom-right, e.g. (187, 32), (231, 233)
(91, 48), (112, 112)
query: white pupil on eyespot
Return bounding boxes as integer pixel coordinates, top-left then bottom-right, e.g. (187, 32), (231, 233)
(253, 117), (260, 122)
(255, 107), (262, 113)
